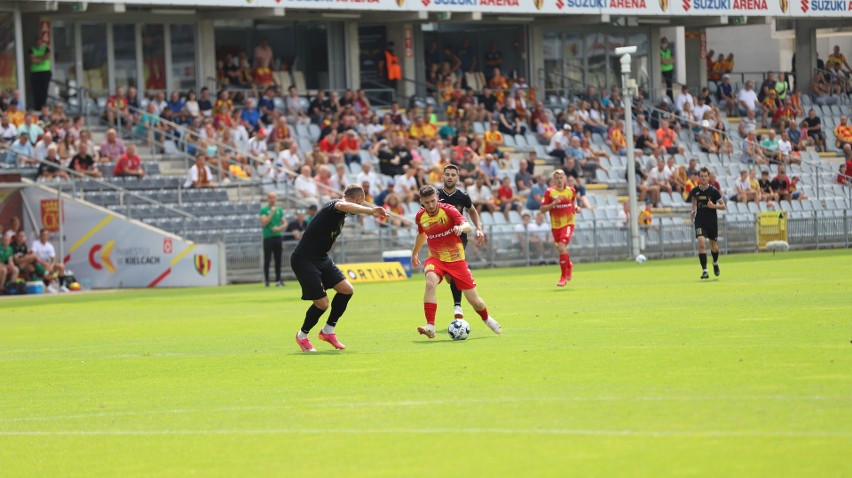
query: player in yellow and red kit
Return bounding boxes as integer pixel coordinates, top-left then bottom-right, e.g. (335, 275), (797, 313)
(411, 185), (502, 339)
(540, 169), (580, 286)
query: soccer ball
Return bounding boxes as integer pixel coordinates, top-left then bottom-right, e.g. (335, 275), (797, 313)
(635, 254), (647, 264)
(448, 319), (470, 341)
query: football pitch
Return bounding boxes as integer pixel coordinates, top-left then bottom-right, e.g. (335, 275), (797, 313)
(1, 249), (851, 477)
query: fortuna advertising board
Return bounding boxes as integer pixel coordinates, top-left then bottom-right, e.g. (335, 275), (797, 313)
(20, 187), (224, 289)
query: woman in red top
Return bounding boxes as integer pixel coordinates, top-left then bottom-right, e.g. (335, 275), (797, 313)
(381, 193), (408, 228)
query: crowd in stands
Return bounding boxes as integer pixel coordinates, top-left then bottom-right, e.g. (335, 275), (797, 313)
(1, 40), (851, 242)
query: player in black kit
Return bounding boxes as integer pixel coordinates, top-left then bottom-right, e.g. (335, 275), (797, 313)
(437, 164), (485, 319)
(687, 167), (726, 280)
(292, 184), (388, 352)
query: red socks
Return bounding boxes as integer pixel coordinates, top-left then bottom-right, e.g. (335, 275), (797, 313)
(424, 302), (437, 325)
(559, 253), (570, 276)
(477, 307), (489, 321)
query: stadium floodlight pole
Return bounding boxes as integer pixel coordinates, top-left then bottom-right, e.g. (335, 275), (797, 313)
(617, 46), (641, 259)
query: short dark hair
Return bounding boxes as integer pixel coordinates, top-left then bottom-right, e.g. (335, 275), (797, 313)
(343, 184), (365, 199)
(699, 167), (711, 175)
(443, 164), (459, 173)
(419, 185), (437, 198)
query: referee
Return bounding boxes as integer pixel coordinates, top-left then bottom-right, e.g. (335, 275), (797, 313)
(292, 184), (388, 352)
(687, 167), (726, 280)
(437, 164), (485, 320)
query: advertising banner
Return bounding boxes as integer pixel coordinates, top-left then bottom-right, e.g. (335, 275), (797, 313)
(676, 0), (789, 16)
(338, 262), (409, 283)
(20, 187), (224, 289)
(797, 0), (852, 15)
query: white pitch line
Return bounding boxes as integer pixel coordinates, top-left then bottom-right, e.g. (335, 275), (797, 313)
(1, 428), (850, 437)
(0, 395), (843, 423)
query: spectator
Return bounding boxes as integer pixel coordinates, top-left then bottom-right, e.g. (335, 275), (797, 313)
(374, 180), (395, 207)
(100, 128), (126, 162)
(380, 193), (409, 229)
(182, 154), (212, 188)
(495, 176), (521, 221)
(634, 125), (658, 154)
(0, 231), (19, 291)
(356, 161), (381, 194)
(515, 211), (548, 263)
(655, 120), (680, 155)
(627, 157), (653, 204)
(31, 229), (66, 290)
(647, 158), (672, 206)
(738, 109), (758, 138)
(33, 131), (53, 162)
(779, 131), (801, 165)
(548, 123), (571, 163)
(113, 144), (144, 178)
(134, 102), (165, 146)
(731, 169), (757, 203)
(497, 99), (526, 136)
(827, 45), (852, 75)
(382, 42), (402, 90)
(638, 203), (654, 228)
(467, 175), (497, 214)
(609, 119), (628, 156)
(479, 154), (499, 184)
(294, 164), (319, 203)
(716, 75), (736, 116)
(804, 108), (828, 152)
(789, 176), (807, 201)
(394, 166), (419, 203)
(337, 129), (361, 166)
(514, 159), (533, 197)
(737, 81), (760, 117)
(834, 115), (852, 151)
(408, 116), (437, 145)
(5, 132), (34, 167)
(18, 114), (43, 146)
(770, 165), (793, 201)
(69, 142), (101, 178)
(525, 175), (546, 211)
(660, 37), (675, 100)
(741, 132), (768, 165)
(757, 169), (778, 202)
(696, 120), (717, 154)
(838, 164), (848, 186)
(267, 116), (292, 153)
(674, 84), (694, 114)
(760, 131), (783, 163)
(36, 145), (69, 181)
(810, 70), (839, 106)
(198, 87), (213, 117)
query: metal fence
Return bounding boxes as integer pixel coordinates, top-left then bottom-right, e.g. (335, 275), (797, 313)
(224, 213), (851, 283)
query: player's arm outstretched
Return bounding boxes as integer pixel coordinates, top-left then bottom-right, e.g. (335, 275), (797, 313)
(411, 232), (427, 270)
(336, 201), (388, 218)
(466, 207), (486, 244)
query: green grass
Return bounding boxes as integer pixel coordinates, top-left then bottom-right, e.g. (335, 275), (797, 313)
(1, 249), (851, 477)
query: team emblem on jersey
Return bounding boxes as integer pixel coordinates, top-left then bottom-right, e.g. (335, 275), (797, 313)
(425, 263), (436, 272)
(696, 227), (703, 235)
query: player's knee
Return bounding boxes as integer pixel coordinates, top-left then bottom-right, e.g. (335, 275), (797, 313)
(424, 273), (440, 289)
(336, 281), (354, 295)
(313, 297), (330, 310)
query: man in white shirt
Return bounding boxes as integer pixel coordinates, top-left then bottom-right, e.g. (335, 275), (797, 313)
(30, 228), (66, 288)
(184, 155), (216, 189)
(294, 165), (319, 203)
(647, 158), (672, 205)
(674, 85), (695, 114)
(777, 131), (794, 164)
(737, 81), (761, 117)
(691, 96), (711, 123)
(466, 175), (497, 213)
(548, 124), (572, 162)
(356, 162), (381, 194)
(275, 141), (301, 180)
(33, 132), (53, 161)
(394, 167), (419, 203)
(514, 211), (548, 262)
(731, 169), (757, 203)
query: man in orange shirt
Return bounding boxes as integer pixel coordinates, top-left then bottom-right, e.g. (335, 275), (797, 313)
(483, 120), (504, 156)
(411, 185), (502, 339)
(834, 115), (852, 150)
(655, 120), (678, 155)
(383, 42), (401, 90)
(408, 116), (436, 145)
(539, 170), (580, 287)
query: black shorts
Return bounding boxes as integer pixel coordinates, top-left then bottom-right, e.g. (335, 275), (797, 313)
(694, 220), (718, 240)
(290, 253), (346, 301)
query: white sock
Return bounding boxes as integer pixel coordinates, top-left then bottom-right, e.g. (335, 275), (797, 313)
(322, 324), (335, 334)
(702, 268), (708, 272)
(713, 262), (718, 265)
(297, 331), (308, 340)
